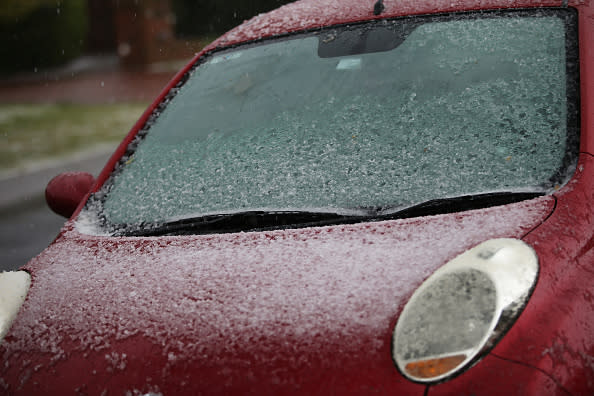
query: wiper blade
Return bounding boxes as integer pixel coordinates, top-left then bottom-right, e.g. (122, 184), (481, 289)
(118, 210), (371, 237)
(376, 191), (545, 219)
(117, 192), (544, 237)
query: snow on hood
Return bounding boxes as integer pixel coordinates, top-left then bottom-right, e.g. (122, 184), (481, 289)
(2, 197), (553, 380)
(212, 0), (562, 48)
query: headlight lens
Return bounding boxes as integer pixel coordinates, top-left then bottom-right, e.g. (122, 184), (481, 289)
(0, 271), (31, 342)
(392, 238), (538, 383)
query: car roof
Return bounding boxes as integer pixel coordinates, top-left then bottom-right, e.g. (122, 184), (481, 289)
(209, 0), (564, 49)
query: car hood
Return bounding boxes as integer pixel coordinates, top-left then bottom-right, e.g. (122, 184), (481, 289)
(2, 197), (554, 394)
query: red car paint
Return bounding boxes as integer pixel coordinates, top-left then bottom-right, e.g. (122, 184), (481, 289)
(1, 0), (592, 394)
(1, 199), (558, 395)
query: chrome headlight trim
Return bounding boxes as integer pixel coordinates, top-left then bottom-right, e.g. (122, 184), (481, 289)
(392, 238), (538, 383)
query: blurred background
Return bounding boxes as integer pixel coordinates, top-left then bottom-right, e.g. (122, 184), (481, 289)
(0, 0), (293, 271)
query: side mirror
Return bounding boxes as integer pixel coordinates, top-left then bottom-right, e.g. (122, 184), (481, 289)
(45, 172), (95, 218)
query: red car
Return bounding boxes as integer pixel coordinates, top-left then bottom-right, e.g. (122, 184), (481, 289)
(1, 0), (592, 394)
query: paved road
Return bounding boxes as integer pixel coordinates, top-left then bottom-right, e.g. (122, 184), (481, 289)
(0, 201), (64, 272)
(0, 148), (113, 272)
(0, 55), (178, 272)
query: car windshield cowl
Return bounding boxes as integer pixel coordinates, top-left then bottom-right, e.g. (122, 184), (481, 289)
(114, 192), (545, 237)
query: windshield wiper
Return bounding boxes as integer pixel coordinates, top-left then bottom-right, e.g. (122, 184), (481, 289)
(118, 210), (372, 237)
(375, 191), (545, 219)
(117, 192), (544, 237)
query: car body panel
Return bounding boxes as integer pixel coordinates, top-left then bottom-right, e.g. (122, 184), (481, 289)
(489, 154), (594, 396)
(1, 0), (592, 394)
(573, 0), (594, 154)
(2, 198), (553, 394)
(425, 153), (593, 395)
(427, 354), (569, 396)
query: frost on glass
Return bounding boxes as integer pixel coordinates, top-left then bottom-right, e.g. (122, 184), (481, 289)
(97, 16), (568, 227)
(396, 269), (497, 361)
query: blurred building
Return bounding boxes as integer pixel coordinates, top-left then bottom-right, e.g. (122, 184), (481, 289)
(0, 0), (292, 74)
(87, 0), (201, 68)
(86, 0), (292, 69)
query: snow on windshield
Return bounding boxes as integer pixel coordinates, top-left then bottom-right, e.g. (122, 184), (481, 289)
(83, 12), (576, 232)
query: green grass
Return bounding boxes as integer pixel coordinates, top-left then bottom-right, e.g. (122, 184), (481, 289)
(0, 103), (148, 171)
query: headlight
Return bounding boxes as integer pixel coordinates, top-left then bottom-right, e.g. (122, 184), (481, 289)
(0, 271), (31, 342)
(392, 238), (538, 383)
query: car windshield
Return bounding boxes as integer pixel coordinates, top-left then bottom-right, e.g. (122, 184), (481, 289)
(81, 9), (579, 235)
